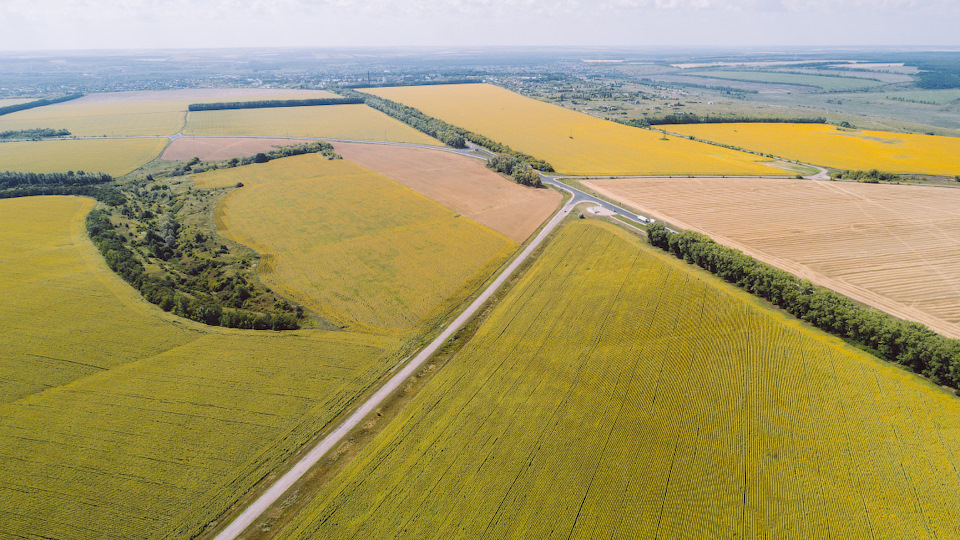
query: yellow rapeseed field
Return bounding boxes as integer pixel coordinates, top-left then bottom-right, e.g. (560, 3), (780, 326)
(278, 219), (960, 539)
(183, 104), (443, 145)
(0, 138), (167, 175)
(194, 154), (516, 334)
(669, 122), (960, 175)
(364, 83), (782, 176)
(0, 196), (406, 539)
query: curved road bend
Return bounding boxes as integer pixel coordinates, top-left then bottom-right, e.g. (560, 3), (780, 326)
(214, 191), (583, 540)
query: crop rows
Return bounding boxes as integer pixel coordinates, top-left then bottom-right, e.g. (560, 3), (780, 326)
(196, 154), (517, 334)
(277, 220), (960, 539)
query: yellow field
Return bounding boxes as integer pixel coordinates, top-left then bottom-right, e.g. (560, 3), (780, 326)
(193, 154), (516, 334)
(0, 196), (405, 539)
(0, 89), (340, 137)
(363, 83), (782, 176)
(183, 104), (443, 145)
(669, 122), (960, 176)
(0, 138), (167, 175)
(278, 219), (960, 539)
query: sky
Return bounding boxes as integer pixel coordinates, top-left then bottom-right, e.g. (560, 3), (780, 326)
(0, 0), (957, 51)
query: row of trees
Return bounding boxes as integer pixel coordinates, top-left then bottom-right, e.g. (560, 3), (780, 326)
(830, 169), (903, 183)
(0, 128), (70, 139)
(486, 154), (542, 187)
(0, 184), (124, 205)
(639, 113), (827, 126)
(346, 78), (482, 89)
(646, 222), (960, 390)
(0, 170), (111, 189)
(338, 87), (554, 172)
(87, 208), (299, 330)
(0, 94), (83, 116)
(168, 142), (339, 176)
(187, 97), (362, 111)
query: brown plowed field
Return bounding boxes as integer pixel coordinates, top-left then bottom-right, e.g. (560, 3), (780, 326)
(584, 176), (960, 338)
(161, 137), (312, 161)
(335, 142), (561, 243)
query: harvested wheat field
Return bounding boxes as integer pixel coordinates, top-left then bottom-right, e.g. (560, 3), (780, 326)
(364, 83), (782, 176)
(0, 196), (406, 539)
(193, 154), (516, 334)
(669, 123), (960, 176)
(183, 104), (442, 145)
(161, 137), (313, 161)
(585, 176), (960, 338)
(0, 138), (167, 175)
(335, 142), (561, 242)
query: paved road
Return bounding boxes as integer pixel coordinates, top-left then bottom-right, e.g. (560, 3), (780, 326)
(213, 191), (580, 540)
(541, 174), (651, 226)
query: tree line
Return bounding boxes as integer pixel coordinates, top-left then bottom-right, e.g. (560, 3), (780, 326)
(0, 94), (83, 116)
(638, 113), (827, 126)
(345, 78), (482, 89)
(187, 97), (363, 112)
(168, 141), (340, 176)
(0, 170), (111, 189)
(0, 170), (125, 203)
(0, 128), (70, 139)
(86, 208), (299, 331)
(646, 222), (960, 391)
(830, 169), (903, 183)
(338, 87), (554, 173)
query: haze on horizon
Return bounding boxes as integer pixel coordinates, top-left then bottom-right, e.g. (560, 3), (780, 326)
(1, 0), (958, 52)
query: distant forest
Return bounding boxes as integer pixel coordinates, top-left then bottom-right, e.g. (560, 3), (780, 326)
(187, 97), (363, 111)
(0, 94), (83, 116)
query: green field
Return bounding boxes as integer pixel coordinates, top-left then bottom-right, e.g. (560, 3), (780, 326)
(194, 154), (517, 334)
(0, 196), (407, 539)
(0, 138), (167, 175)
(277, 219), (960, 539)
(684, 70), (885, 91)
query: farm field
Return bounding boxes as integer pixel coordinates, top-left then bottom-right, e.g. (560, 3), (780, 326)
(334, 142), (561, 242)
(0, 138), (167, 175)
(161, 136), (314, 161)
(682, 70), (885, 91)
(0, 196), (406, 539)
(277, 219), (960, 539)
(583, 176), (960, 339)
(363, 83), (783, 176)
(193, 154), (517, 334)
(0, 98), (33, 108)
(183, 104), (442, 145)
(847, 89), (960, 105)
(0, 89), (338, 137)
(669, 123), (960, 176)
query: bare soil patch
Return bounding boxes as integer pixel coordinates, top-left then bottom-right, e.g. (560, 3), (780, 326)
(334, 142), (561, 243)
(585, 176), (960, 338)
(161, 137), (313, 161)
